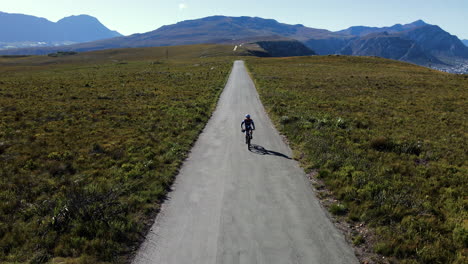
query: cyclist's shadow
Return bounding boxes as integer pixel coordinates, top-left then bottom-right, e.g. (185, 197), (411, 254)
(249, 144), (291, 159)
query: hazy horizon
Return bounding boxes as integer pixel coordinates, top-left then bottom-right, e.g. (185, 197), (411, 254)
(2, 0), (468, 39)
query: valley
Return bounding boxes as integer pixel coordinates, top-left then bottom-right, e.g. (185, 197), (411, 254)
(432, 58), (468, 74)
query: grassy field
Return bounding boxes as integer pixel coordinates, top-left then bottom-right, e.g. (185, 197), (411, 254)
(0, 45), (239, 263)
(247, 56), (467, 264)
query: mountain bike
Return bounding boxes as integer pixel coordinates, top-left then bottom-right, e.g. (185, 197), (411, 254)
(242, 129), (253, 149)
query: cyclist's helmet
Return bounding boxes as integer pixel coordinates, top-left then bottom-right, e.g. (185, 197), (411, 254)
(245, 114), (251, 119)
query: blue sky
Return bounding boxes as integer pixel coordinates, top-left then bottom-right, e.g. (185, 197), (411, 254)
(2, 0), (467, 39)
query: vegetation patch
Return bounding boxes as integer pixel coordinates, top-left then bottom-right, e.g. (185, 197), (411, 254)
(48, 51), (78, 57)
(0, 46), (234, 263)
(247, 55), (467, 264)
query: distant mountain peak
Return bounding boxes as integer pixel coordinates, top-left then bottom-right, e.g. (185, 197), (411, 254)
(0, 11), (121, 44)
(404, 19), (431, 28)
(57, 14), (101, 25)
(58, 14), (98, 21)
(410, 19), (428, 26)
(391, 20), (428, 29)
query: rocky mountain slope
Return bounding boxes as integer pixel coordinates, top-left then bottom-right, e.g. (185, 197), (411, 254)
(245, 39), (316, 57)
(340, 32), (443, 65)
(402, 25), (468, 59)
(334, 21), (468, 65)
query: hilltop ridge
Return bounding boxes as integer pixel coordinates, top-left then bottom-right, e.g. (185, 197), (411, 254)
(0, 12), (121, 49)
(1, 14), (467, 71)
(337, 20), (429, 36)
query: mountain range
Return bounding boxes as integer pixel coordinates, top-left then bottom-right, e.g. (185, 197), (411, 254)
(0, 12), (121, 49)
(340, 21), (468, 64)
(463, 40), (468, 46)
(1, 14), (467, 68)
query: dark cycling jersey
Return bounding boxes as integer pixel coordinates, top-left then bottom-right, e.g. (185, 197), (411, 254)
(241, 118), (255, 130)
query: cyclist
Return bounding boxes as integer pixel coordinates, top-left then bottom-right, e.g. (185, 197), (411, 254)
(241, 114), (255, 142)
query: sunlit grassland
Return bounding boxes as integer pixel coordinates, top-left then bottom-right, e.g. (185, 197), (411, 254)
(0, 45), (236, 263)
(247, 56), (467, 264)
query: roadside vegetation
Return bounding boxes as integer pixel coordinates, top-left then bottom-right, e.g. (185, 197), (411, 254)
(247, 56), (467, 264)
(0, 45), (237, 263)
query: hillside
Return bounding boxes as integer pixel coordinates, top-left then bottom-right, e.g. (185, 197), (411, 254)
(337, 21), (468, 67)
(402, 25), (468, 59)
(0, 12), (121, 49)
(247, 56), (467, 264)
(55, 15), (122, 42)
(340, 32), (443, 65)
(463, 39), (468, 46)
(0, 44), (247, 68)
(246, 40), (316, 57)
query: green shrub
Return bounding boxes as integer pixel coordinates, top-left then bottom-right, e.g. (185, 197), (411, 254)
(329, 203), (348, 215)
(370, 136), (392, 151)
(352, 235), (365, 246)
(375, 241), (393, 256)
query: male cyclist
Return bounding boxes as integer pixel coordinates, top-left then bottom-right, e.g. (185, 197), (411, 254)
(241, 114), (255, 142)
